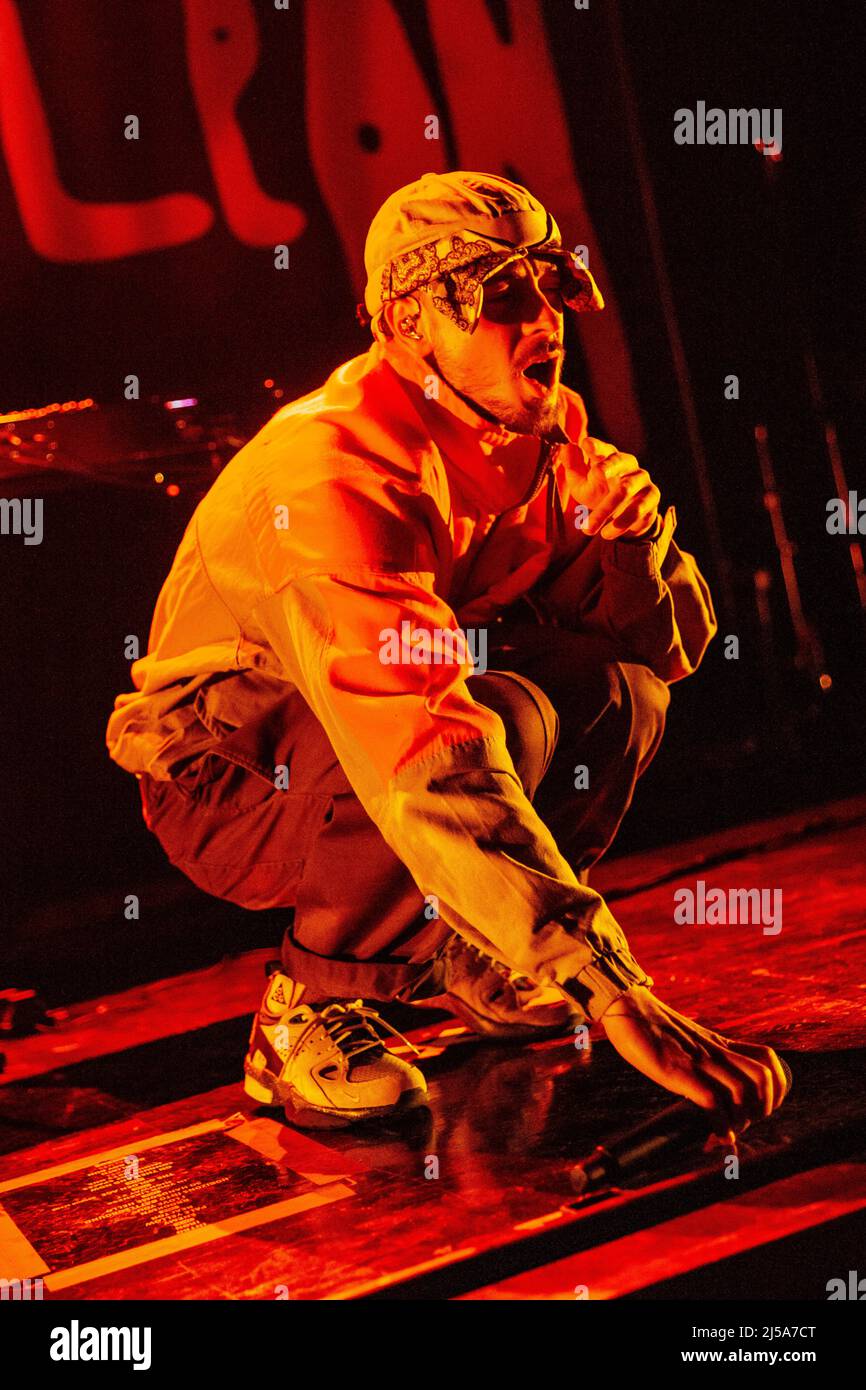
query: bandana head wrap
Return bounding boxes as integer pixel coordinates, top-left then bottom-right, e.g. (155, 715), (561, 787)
(358, 170), (603, 334)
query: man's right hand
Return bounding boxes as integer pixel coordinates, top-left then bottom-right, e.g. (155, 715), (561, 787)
(600, 985), (789, 1142)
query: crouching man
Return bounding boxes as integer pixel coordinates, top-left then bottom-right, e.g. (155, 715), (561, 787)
(107, 171), (787, 1132)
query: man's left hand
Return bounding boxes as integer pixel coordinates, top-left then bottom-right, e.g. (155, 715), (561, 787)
(574, 436), (661, 541)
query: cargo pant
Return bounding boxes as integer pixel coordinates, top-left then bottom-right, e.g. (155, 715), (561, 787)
(139, 617), (669, 1002)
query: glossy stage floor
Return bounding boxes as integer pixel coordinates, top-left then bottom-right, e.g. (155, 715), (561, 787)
(2, 796), (865, 1301)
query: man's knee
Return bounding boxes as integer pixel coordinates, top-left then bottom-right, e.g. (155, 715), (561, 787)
(614, 661), (670, 760)
(469, 669), (559, 797)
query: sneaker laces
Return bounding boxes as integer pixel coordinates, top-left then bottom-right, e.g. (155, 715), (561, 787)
(315, 1000), (421, 1064)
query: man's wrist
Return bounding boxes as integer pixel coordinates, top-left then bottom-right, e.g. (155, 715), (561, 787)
(618, 513), (663, 545)
(563, 947), (654, 1022)
(598, 982), (652, 1020)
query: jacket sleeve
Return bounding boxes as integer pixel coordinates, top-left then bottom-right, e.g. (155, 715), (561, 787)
(246, 453), (652, 1021)
(542, 504), (718, 682)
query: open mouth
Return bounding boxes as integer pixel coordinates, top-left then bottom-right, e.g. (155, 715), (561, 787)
(520, 357), (558, 392)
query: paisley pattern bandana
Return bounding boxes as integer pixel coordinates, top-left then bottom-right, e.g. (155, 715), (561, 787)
(367, 232), (603, 333)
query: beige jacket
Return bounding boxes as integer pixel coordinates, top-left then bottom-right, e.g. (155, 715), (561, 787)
(107, 337), (716, 1018)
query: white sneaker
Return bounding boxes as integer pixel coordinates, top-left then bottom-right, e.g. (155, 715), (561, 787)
(243, 967), (427, 1128)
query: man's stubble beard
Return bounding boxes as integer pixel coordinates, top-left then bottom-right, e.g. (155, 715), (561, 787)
(430, 339), (561, 438)
(485, 389), (560, 438)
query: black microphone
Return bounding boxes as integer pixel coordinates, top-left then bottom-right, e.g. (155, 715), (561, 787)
(569, 1057), (793, 1195)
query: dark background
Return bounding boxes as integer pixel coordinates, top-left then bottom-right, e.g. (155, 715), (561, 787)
(2, 0), (864, 1002)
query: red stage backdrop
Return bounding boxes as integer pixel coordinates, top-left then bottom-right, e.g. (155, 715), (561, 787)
(0, 0), (646, 447)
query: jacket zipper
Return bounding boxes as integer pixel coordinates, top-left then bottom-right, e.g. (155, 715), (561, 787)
(519, 438), (559, 509)
(458, 439), (564, 607)
(494, 438), (562, 537)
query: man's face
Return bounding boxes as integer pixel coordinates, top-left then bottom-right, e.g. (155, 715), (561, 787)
(422, 257), (566, 437)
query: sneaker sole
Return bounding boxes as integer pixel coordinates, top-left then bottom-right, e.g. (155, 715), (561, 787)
(244, 1064), (427, 1130)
